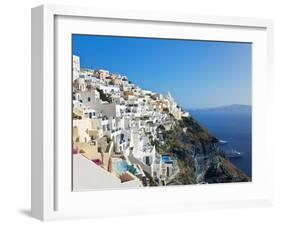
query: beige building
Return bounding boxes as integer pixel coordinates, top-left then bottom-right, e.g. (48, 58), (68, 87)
(96, 69), (110, 80)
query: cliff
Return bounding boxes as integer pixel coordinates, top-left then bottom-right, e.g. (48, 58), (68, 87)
(155, 115), (250, 185)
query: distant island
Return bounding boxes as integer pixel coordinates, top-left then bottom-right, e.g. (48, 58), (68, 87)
(188, 104), (251, 114)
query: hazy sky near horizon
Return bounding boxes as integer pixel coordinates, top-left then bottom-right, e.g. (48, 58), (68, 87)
(73, 34), (252, 109)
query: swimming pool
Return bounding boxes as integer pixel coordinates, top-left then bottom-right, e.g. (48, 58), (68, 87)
(112, 159), (139, 175)
(161, 155), (176, 164)
(161, 155), (170, 162)
(112, 159), (129, 175)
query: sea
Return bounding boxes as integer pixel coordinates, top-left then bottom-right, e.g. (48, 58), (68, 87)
(190, 110), (252, 177)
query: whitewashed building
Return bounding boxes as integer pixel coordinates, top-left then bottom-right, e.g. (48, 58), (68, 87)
(73, 55), (80, 81)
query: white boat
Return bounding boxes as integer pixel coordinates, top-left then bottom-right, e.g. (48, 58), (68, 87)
(219, 140), (228, 144)
(224, 149), (243, 158)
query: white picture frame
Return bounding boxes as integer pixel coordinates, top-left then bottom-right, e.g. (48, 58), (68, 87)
(31, 4), (274, 221)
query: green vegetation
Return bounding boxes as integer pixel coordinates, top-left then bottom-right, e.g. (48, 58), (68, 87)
(96, 88), (113, 103)
(140, 115), (150, 120)
(174, 159), (196, 184)
(146, 121), (153, 125)
(153, 115), (249, 184)
(157, 124), (165, 132)
(72, 112), (82, 120)
(106, 136), (112, 144)
(178, 116), (217, 143)
(148, 176), (158, 186)
(153, 116), (220, 184)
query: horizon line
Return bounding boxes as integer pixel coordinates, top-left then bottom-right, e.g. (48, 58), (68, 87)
(186, 104), (252, 110)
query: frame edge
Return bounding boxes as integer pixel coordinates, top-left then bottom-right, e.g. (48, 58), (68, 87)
(30, 4), (275, 220)
(31, 5), (44, 221)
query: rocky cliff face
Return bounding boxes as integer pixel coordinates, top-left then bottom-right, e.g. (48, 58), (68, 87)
(155, 115), (250, 185)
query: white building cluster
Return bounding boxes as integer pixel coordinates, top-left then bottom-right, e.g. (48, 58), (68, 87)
(72, 55), (190, 190)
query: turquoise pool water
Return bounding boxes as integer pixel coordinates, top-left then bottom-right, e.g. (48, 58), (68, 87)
(161, 155), (175, 164)
(112, 160), (128, 175)
(161, 155), (170, 162)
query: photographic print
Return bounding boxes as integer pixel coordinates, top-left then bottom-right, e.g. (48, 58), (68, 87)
(72, 35), (252, 191)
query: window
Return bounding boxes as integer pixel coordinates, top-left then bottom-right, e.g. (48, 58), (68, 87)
(88, 97), (91, 102)
(145, 156), (150, 165)
(167, 167), (170, 177)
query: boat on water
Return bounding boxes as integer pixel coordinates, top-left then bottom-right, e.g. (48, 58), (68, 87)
(224, 149), (243, 158)
(219, 140), (228, 145)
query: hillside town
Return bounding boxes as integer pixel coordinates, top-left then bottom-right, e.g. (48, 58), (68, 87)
(72, 55), (191, 191)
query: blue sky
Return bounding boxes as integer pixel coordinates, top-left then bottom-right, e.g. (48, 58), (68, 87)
(73, 34), (251, 109)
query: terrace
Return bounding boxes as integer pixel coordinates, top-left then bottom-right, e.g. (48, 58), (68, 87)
(111, 157), (142, 183)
